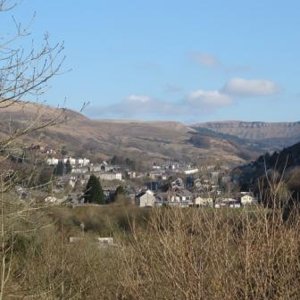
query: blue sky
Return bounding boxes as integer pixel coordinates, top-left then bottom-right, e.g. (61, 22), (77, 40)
(5, 0), (300, 123)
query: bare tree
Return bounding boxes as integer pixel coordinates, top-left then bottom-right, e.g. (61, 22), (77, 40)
(0, 1), (67, 298)
(0, 0), (66, 149)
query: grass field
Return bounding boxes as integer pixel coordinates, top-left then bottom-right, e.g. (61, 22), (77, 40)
(1, 198), (300, 299)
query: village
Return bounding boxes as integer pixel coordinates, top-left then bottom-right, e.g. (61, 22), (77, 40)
(41, 150), (257, 209)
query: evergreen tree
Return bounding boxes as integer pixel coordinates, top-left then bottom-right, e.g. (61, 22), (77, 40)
(53, 160), (65, 176)
(83, 174), (105, 204)
(65, 159), (72, 174)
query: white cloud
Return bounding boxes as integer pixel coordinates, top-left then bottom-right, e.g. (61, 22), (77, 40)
(190, 52), (251, 73)
(126, 94), (152, 103)
(223, 78), (280, 97)
(86, 77), (279, 120)
(88, 94), (184, 119)
(188, 90), (232, 107)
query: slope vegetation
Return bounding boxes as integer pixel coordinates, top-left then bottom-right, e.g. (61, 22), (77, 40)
(0, 102), (259, 166)
(195, 121), (300, 149)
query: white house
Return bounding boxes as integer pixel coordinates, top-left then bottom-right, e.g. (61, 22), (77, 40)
(241, 194), (254, 205)
(184, 168), (199, 175)
(136, 190), (156, 207)
(63, 157), (76, 165)
(71, 167), (89, 175)
(75, 158), (90, 166)
(98, 172), (122, 181)
(127, 171), (136, 179)
(166, 189), (193, 207)
(46, 158), (59, 166)
(194, 197), (213, 207)
(152, 165), (161, 170)
(78, 158), (90, 166)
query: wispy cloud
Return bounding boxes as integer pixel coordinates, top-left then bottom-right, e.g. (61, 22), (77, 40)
(190, 51), (251, 73)
(187, 90), (232, 107)
(126, 94), (152, 103)
(191, 52), (221, 68)
(222, 78), (280, 97)
(86, 77), (280, 120)
(87, 94), (184, 119)
(87, 92), (231, 120)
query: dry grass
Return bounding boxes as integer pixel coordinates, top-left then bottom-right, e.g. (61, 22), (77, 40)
(118, 207), (300, 299)
(2, 201), (300, 299)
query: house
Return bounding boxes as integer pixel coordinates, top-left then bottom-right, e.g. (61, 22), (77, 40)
(95, 161), (120, 173)
(77, 158), (90, 167)
(46, 158), (59, 166)
(152, 163), (161, 170)
(127, 171), (136, 179)
(98, 172), (122, 181)
(240, 193), (255, 205)
(184, 168), (199, 175)
(176, 189), (193, 202)
(217, 197), (240, 208)
(155, 192), (168, 204)
(71, 167), (90, 175)
(165, 188), (193, 206)
(194, 196), (213, 207)
(136, 190), (156, 207)
(63, 157), (76, 165)
(148, 171), (165, 180)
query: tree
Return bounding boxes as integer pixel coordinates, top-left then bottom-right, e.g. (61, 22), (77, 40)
(0, 2), (66, 298)
(83, 174), (105, 204)
(0, 1), (66, 151)
(65, 159), (72, 174)
(53, 160), (65, 176)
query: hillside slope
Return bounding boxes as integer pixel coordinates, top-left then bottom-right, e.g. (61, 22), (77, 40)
(232, 141), (300, 203)
(195, 121), (300, 149)
(0, 102), (260, 166)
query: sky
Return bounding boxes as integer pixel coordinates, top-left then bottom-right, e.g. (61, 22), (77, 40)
(3, 0), (300, 123)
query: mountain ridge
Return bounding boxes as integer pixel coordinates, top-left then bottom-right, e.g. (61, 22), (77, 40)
(193, 121), (300, 150)
(0, 102), (300, 167)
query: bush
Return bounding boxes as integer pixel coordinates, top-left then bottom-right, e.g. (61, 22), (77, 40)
(117, 207), (300, 299)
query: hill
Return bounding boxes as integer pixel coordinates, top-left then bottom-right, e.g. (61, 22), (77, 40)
(0, 102), (263, 167)
(194, 121), (300, 150)
(232, 141), (300, 205)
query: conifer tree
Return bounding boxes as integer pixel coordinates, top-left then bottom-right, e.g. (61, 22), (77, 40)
(65, 159), (72, 174)
(53, 160), (65, 176)
(83, 174), (105, 204)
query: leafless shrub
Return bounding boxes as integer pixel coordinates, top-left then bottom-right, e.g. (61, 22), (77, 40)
(117, 206), (300, 300)
(0, 1), (67, 298)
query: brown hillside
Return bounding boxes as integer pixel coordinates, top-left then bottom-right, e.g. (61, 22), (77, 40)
(0, 102), (257, 166)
